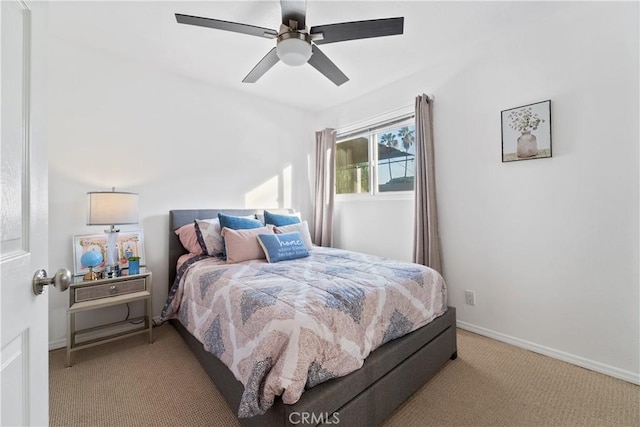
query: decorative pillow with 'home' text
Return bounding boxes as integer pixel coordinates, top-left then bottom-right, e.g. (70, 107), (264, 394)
(257, 231), (309, 263)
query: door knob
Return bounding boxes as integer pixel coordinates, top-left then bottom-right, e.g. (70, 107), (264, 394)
(33, 268), (72, 295)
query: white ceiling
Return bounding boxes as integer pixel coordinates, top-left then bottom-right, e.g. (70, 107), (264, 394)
(48, 1), (570, 112)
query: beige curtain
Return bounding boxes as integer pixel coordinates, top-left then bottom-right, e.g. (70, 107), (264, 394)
(313, 128), (336, 247)
(413, 94), (443, 273)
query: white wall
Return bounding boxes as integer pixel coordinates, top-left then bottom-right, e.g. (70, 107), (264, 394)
(322, 2), (639, 382)
(47, 1), (639, 384)
(47, 38), (315, 348)
(334, 196), (414, 262)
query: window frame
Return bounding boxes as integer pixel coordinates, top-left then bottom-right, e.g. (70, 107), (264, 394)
(335, 113), (416, 200)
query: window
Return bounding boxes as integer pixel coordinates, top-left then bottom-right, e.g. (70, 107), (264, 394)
(336, 115), (415, 195)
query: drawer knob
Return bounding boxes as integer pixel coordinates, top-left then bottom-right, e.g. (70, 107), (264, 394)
(109, 285), (117, 294)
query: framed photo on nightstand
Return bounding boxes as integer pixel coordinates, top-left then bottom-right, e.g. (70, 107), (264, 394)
(72, 230), (145, 276)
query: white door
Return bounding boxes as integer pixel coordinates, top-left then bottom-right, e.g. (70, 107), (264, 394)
(1, 1), (56, 426)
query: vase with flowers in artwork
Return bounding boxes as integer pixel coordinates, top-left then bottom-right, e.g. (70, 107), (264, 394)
(517, 131), (538, 158)
(508, 106), (545, 158)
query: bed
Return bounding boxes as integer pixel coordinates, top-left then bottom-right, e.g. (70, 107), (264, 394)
(165, 209), (457, 427)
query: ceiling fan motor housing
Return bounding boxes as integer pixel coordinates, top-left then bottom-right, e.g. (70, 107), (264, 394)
(276, 31), (313, 66)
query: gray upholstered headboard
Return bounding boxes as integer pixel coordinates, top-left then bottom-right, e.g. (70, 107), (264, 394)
(168, 209), (295, 290)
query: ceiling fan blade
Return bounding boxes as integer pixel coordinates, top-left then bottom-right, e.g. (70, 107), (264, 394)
(308, 45), (349, 86)
(280, 0), (307, 30)
(242, 48), (280, 83)
(310, 17), (404, 45)
(175, 13), (278, 39)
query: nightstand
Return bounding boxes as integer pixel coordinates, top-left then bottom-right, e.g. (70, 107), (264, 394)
(66, 267), (153, 367)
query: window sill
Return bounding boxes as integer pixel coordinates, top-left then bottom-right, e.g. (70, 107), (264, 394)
(335, 191), (414, 202)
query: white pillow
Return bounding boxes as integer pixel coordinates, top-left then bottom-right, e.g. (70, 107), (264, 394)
(195, 214), (257, 257)
(194, 218), (223, 256)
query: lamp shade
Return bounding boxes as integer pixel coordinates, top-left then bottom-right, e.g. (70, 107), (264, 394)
(87, 191), (139, 225)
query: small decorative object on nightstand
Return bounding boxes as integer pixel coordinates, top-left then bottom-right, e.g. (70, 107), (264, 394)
(80, 250), (103, 281)
(127, 256), (140, 275)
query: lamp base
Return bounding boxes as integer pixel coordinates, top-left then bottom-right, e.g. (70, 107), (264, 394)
(104, 229), (121, 278)
(83, 267), (99, 281)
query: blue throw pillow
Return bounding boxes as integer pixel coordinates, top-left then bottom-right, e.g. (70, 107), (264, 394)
(257, 232), (309, 263)
(218, 213), (263, 230)
(218, 213), (263, 258)
(264, 210), (301, 226)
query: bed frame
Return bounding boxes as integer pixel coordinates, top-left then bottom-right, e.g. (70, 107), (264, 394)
(168, 209), (457, 427)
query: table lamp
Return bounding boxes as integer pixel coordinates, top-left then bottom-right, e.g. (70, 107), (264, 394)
(87, 188), (139, 278)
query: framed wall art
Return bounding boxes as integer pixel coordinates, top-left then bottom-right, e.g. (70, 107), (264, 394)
(501, 100), (552, 162)
(72, 230), (145, 276)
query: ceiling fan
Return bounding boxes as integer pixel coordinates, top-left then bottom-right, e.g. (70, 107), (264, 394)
(175, 0), (404, 86)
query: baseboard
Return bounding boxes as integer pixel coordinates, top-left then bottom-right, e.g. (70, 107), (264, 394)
(48, 315), (164, 351)
(49, 338), (66, 351)
(457, 320), (640, 386)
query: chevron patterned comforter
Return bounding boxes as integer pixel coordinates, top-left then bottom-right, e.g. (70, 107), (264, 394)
(161, 246), (447, 418)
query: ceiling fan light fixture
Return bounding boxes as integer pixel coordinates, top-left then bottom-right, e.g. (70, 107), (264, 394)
(276, 32), (312, 66)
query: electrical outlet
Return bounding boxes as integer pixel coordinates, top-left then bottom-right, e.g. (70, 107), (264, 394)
(464, 290), (475, 306)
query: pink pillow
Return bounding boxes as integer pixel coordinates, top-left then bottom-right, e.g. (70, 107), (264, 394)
(174, 223), (203, 254)
(221, 225), (274, 263)
(274, 221), (313, 250)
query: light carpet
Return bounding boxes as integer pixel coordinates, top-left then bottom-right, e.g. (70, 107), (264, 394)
(49, 324), (639, 426)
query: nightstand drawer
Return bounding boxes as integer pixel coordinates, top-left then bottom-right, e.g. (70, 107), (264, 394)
(74, 278), (146, 302)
